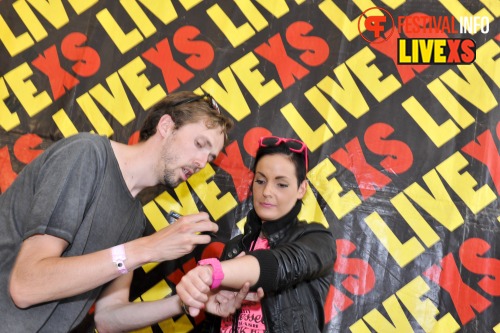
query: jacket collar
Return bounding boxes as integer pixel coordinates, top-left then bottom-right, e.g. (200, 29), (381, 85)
(245, 201), (302, 240)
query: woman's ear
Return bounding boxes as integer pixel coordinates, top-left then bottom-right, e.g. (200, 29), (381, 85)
(297, 179), (308, 200)
(157, 114), (174, 138)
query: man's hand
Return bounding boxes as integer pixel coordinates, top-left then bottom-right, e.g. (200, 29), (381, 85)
(177, 265), (213, 313)
(204, 283), (249, 317)
(144, 212), (218, 262)
(188, 283), (264, 317)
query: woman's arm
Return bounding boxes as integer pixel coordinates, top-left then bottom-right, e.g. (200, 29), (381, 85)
(177, 228), (335, 309)
(262, 229), (336, 290)
(176, 255), (261, 310)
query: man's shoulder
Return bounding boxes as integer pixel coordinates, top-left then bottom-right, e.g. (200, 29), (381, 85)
(38, 134), (112, 167)
(60, 133), (108, 144)
(51, 133), (109, 152)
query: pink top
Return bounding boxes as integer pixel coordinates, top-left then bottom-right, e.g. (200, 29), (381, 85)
(221, 237), (270, 333)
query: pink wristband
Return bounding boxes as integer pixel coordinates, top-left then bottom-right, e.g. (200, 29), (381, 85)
(198, 258), (224, 289)
(111, 244), (128, 274)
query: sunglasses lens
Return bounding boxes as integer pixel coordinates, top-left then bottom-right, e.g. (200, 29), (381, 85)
(172, 94), (221, 114)
(202, 95), (221, 114)
(261, 137), (280, 146)
(285, 140), (304, 151)
(209, 97), (220, 114)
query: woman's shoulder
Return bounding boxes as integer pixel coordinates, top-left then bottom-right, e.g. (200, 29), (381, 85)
(296, 219), (330, 230)
(294, 219), (334, 238)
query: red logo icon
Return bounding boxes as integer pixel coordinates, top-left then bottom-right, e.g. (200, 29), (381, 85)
(358, 7), (395, 43)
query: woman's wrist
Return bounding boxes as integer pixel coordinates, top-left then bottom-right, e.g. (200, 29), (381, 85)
(198, 258), (224, 289)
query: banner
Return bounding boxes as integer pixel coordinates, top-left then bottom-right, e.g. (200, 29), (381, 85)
(0, 1), (498, 332)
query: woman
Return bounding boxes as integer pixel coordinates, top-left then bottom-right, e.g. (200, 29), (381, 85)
(177, 136), (336, 332)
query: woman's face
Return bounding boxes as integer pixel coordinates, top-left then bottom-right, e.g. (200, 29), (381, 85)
(252, 154), (307, 222)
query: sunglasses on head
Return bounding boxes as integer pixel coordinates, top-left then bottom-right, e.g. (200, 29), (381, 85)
(258, 136), (309, 172)
(171, 93), (221, 114)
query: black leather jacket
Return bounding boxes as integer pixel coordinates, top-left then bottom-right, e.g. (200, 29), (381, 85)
(201, 201), (336, 333)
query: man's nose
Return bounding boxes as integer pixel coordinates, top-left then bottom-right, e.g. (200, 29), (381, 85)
(194, 151), (210, 170)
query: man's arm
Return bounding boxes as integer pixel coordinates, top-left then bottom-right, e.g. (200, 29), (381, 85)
(10, 234), (120, 308)
(9, 213), (218, 308)
(94, 274), (253, 332)
(94, 273), (184, 333)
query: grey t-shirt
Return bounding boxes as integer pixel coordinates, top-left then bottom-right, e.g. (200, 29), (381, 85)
(0, 133), (146, 332)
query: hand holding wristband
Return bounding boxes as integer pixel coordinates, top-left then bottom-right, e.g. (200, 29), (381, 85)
(111, 244), (128, 274)
(198, 258), (224, 289)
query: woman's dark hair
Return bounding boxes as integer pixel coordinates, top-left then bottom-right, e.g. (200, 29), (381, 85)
(139, 91), (234, 143)
(253, 143), (308, 186)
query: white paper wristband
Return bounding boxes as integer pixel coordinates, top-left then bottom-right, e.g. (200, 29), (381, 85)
(111, 244), (128, 274)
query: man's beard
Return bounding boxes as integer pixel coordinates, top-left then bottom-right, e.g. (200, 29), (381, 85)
(159, 143), (181, 188)
(162, 168), (180, 188)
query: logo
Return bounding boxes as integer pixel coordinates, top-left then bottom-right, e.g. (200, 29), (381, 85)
(358, 7), (395, 43)
(358, 7), (481, 64)
(459, 16), (490, 34)
(398, 38), (476, 64)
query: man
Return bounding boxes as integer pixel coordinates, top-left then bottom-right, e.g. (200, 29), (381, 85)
(0, 91), (241, 331)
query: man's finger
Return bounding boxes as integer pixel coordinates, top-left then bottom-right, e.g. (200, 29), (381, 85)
(181, 212), (209, 223)
(235, 282), (250, 303)
(194, 221), (219, 233)
(188, 306), (201, 317)
(244, 287), (264, 302)
(257, 287), (265, 299)
(178, 292), (205, 310)
(215, 290), (234, 303)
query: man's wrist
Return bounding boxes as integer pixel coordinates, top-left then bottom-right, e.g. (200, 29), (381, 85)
(178, 296), (190, 316)
(111, 244), (128, 274)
